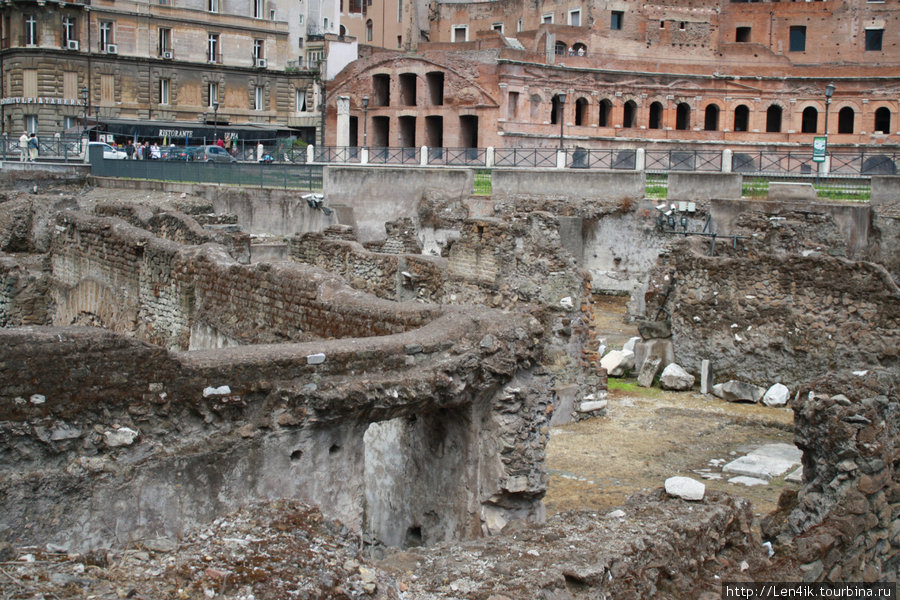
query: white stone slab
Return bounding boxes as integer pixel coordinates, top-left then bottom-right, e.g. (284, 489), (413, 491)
(785, 466), (803, 483)
(722, 443), (801, 480)
(728, 476), (769, 487)
(665, 476), (705, 501)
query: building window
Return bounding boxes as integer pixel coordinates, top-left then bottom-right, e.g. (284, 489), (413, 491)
(734, 105), (749, 132)
(63, 71), (77, 99)
(569, 10), (580, 27)
(24, 15), (37, 45)
(23, 69), (37, 98)
(838, 106), (854, 134)
(306, 49), (323, 68)
(324, 18), (329, 30)
(874, 107), (891, 134)
(208, 33), (220, 62)
(398, 0), (402, 22)
(517, 18), (523, 32)
(766, 105), (782, 133)
(25, 114), (38, 134)
(492, 22), (504, 34)
(349, 0), (363, 13)
(64, 116), (76, 130)
(366, 19), (373, 41)
(865, 29), (883, 51)
(253, 39), (264, 60)
(679, 21), (686, 31)
(452, 25), (467, 42)
(611, 11), (623, 31)
(675, 102), (690, 130)
(63, 17), (77, 47)
(160, 78), (170, 105)
(801, 106), (818, 133)
(208, 0), (219, 13)
(622, 100), (636, 128)
(660, 20), (665, 29)
(598, 99), (612, 127)
(704, 105), (719, 131)
(100, 21), (114, 52)
(789, 26), (806, 52)
(507, 91), (519, 120)
(101, 74), (114, 104)
(736, 26), (750, 42)
(253, 0), (263, 18)
(254, 86), (264, 111)
(397, 35), (402, 47)
(270, 9), (276, 20)
(649, 102), (663, 129)
(158, 27), (171, 55)
(296, 88), (307, 112)
(208, 82), (218, 107)
(542, 13), (553, 25)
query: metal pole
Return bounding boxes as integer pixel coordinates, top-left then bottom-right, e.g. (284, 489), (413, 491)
(362, 95), (369, 148)
(558, 92), (566, 149)
(213, 101), (218, 142)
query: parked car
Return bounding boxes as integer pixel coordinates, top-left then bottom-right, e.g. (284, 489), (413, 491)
(87, 141), (127, 160)
(162, 146), (192, 161)
(190, 145), (237, 163)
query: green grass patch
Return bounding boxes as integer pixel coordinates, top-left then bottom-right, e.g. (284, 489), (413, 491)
(473, 169), (492, 195)
(606, 378), (662, 397)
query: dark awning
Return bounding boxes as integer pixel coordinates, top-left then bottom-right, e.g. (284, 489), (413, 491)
(96, 118), (297, 142)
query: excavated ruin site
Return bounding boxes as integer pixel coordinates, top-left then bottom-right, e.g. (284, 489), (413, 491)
(1, 168), (899, 598)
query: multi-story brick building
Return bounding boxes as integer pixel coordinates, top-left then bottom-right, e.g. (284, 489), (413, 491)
(326, 0), (900, 155)
(0, 0), (322, 145)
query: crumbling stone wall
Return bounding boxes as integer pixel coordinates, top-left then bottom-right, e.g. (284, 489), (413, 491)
(0, 300), (547, 552)
(763, 370), (900, 582)
(0, 256), (52, 326)
(50, 211), (441, 349)
(288, 225), (446, 303)
(645, 238), (900, 386)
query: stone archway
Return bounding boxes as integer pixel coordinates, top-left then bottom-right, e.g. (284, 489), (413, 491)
(54, 278), (137, 334)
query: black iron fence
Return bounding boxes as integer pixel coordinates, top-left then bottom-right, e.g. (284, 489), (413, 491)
(90, 155), (322, 191)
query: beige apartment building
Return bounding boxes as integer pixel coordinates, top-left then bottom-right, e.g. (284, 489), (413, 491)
(0, 0), (321, 145)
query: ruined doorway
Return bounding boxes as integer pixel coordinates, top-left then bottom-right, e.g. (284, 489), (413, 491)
(460, 115), (478, 149)
(363, 411), (470, 550)
(372, 116), (389, 148)
(399, 116), (416, 149)
(425, 115), (443, 149)
(649, 102), (663, 129)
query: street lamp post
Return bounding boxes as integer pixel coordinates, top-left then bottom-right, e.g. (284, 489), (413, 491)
(80, 87), (89, 139)
(558, 92), (567, 149)
(824, 82), (835, 153)
(362, 95), (369, 148)
(212, 100), (219, 142)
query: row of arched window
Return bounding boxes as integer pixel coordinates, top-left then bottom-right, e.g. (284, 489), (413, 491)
(549, 97), (893, 135)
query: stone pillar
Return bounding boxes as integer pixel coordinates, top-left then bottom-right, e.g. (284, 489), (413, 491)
(335, 96), (350, 148)
(420, 146), (428, 166)
(361, 147), (369, 165)
(557, 149), (566, 169)
(307, 144), (315, 163)
(635, 148), (646, 172)
(722, 149), (733, 173)
(486, 146), (495, 168)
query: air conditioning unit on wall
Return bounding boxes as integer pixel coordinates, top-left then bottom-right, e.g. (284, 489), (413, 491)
(67, 40), (79, 51)
(106, 44), (118, 54)
(162, 51), (173, 59)
(255, 58), (267, 68)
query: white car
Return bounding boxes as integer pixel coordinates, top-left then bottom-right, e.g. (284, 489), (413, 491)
(87, 141), (127, 160)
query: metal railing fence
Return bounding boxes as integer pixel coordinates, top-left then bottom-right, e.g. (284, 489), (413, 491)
(90, 156), (322, 191)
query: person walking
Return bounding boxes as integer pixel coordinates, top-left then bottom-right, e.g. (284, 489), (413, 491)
(27, 133), (38, 162)
(18, 131), (29, 162)
(125, 140), (135, 160)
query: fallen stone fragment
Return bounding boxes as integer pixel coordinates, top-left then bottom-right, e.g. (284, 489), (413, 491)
(202, 385), (231, 397)
(785, 467), (803, 483)
(622, 336), (641, 353)
(637, 319), (672, 339)
(712, 380), (766, 403)
(104, 427), (139, 448)
(664, 476), (705, 501)
(144, 538), (177, 553)
(722, 443), (801, 480)
(306, 353), (326, 365)
(659, 363), (694, 391)
(762, 383), (791, 407)
(636, 355), (662, 388)
(600, 349), (634, 377)
(728, 476), (769, 487)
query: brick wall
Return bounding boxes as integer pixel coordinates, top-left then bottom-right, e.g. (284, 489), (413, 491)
(51, 211), (442, 350)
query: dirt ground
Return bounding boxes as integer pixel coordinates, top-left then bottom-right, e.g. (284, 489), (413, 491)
(544, 295), (798, 520)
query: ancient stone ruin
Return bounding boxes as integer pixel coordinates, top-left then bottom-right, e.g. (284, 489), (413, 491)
(1, 169), (899, 597)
